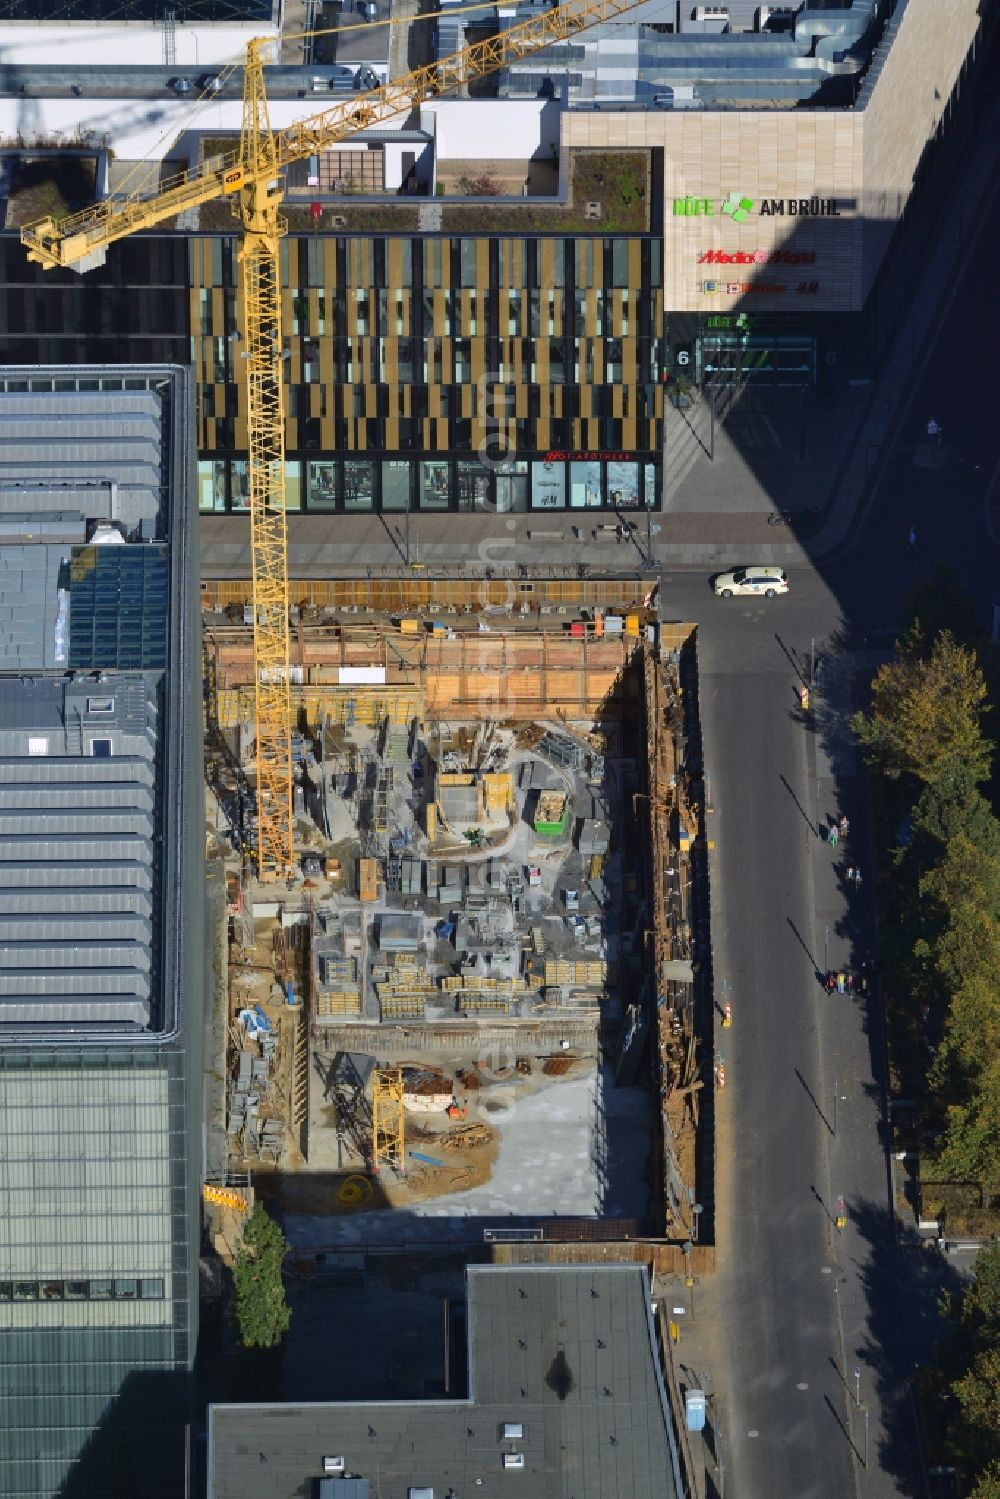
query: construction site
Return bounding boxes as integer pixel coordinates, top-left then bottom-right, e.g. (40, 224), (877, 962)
(202, 574), (713, 1264)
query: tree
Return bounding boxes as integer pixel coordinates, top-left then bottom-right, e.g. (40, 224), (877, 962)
(457, 171), (502, 196)
(961, 1239), (1000, 1329)
(912, 767), (1000, 861)
(970, 1463), (1000, 1499)
(232, 1203), (291, 1349)
(904, 564), (983, 649)
(853, 630), (992, 787)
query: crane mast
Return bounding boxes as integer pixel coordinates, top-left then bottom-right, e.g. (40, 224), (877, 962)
(238, 40), (294, 881)
(20, 0), (648, 878)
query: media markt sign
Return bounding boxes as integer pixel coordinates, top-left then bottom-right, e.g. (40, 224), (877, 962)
(673, 192), (842, 218)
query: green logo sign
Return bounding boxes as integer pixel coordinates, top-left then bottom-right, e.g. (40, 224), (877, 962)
(721, 192), (754, 224)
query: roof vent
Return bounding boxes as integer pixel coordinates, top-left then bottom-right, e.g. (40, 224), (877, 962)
(502, 1423), (524, 1440)
(502, 1453), (525, 1470)
(323, 1457), (347, 1474)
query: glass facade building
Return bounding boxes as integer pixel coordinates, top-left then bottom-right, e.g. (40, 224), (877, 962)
(0, 367), (203, 1499)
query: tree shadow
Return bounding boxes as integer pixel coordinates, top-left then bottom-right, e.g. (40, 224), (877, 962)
(844, 1194), (966, 1493)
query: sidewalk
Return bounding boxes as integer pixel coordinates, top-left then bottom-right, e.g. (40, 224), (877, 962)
(200, 65), (1000, 583)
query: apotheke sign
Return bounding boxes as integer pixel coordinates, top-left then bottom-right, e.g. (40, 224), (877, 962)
(674, 192), (842, 219)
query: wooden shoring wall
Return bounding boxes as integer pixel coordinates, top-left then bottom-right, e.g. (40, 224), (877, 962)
(202, 575), (660, 613)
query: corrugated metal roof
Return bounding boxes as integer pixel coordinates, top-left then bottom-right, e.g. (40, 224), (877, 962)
(0, 676), (158, 1029)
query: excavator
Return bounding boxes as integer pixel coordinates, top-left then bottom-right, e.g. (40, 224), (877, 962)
(21, 0), (644, 879)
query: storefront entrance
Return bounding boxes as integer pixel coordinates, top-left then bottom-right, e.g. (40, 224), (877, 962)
(697, 331), (815, 386)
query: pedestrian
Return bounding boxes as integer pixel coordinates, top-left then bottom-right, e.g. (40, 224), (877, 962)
(828, 822), (839, 847)
(908, 525), (918, 551)
(839, 815), (849, 838)
(845, 864), (856, 883)
(852, 868), (863, 889)
(927, 416), (940, 443)
(836, 971), (846, 994)
(845, 971), (855, 993)
(825, 971), (837, 994)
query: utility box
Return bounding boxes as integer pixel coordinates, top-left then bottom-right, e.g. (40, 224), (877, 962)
(685, 1389), (707, 1431)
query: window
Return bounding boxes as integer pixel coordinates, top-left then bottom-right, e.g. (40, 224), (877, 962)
(231, 460), (250, 512)
(609, 238), (630, 288)
(113, 1279), (139, 1300)
(419, 460), (451, 510)
(607, 460), (640, 508)
(494, 460), (528, 514)
(307, 461), (339, 511)
(198, 459), (227, 513)
(140, 1278), (165, 1300)
(282, 461), (302, 512)
(456, 460), (491, 511)
(343, 459), (375, 511)
(381, 460), (411, 511)
(65, 1281), (89, 1301)
(570, 461), (602, 508)
(28, 737), (48, 756)
(531, 460), (565, 509)
(90, 738), (113, 758)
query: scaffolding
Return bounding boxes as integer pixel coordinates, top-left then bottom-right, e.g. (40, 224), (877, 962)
(371, 1067), (405, 1175)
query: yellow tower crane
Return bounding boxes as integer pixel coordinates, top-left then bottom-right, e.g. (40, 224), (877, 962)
(21, 0), (645, 878)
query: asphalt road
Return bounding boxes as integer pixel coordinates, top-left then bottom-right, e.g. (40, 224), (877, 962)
(661, 155), (1000, 1499)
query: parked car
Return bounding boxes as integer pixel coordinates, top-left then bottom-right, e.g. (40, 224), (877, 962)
(713, 565), (788, 598)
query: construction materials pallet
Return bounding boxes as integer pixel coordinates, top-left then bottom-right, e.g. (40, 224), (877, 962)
(543, 959), (616, 988)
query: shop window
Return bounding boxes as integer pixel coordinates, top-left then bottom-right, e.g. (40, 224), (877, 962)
(307, 461), (340, 510)
(495, 460), (528, 514)
(644, 462), (659, 510)
(381, 459), (412, 511)
(282, 461), (302, 511)
(570, 460), (602, 508)
(456, 460), (491, 511)
(344, 459), (375, 511)
(231, 460), (250, 512)
(531, 459), (565, 509)
(607, 460), (640, 509)
(419, 460), (451, 510)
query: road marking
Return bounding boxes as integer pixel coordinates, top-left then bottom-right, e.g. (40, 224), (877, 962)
(821, 1266), (832, 1274)
(796, 1382), (809, 1390)
(748, 1430), (760, 1438)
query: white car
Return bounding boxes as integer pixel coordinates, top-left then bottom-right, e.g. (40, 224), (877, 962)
(714, 565), (789, 598)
